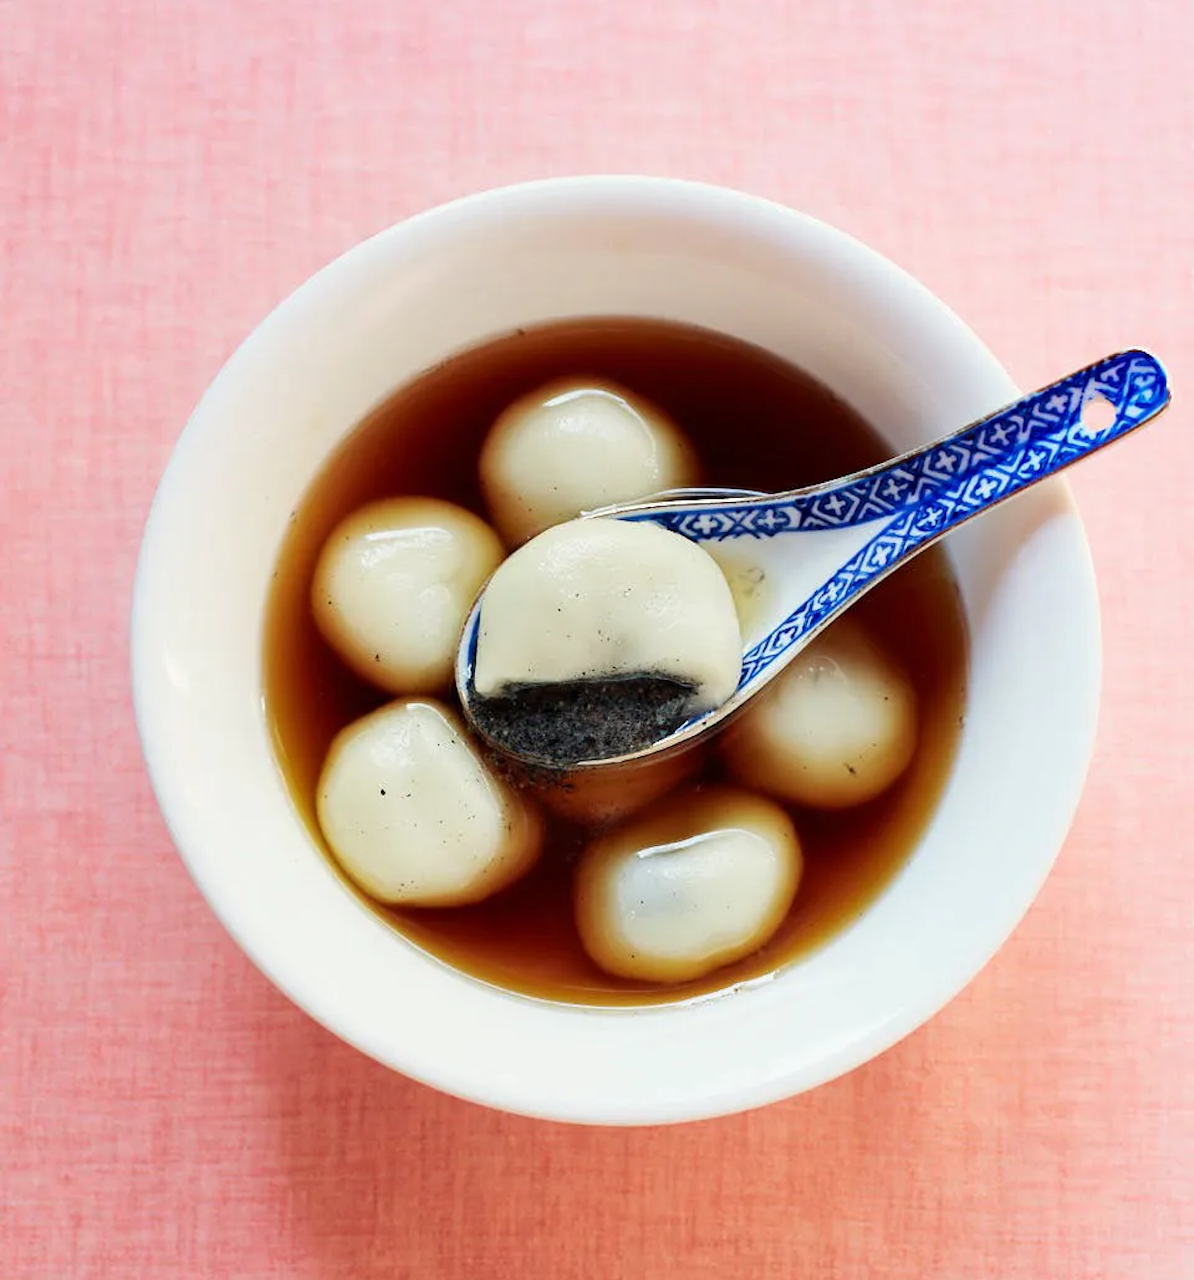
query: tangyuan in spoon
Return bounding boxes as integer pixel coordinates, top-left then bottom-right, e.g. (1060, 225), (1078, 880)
(457, 349), (1171, 772)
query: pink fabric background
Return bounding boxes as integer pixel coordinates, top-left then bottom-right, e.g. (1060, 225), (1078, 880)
(3, 1), (1192, 1276)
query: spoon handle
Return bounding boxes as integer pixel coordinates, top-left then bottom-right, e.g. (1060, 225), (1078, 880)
(735, 349), (1170, 682)
(620, 350), (1170, 692)
(795, 348), (1169, 527)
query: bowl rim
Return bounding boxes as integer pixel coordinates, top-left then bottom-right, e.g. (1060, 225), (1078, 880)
(131, 175), (1101, 1124)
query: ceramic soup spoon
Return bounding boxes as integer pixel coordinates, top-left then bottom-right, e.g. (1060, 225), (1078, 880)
(457, 349), (1170, 769)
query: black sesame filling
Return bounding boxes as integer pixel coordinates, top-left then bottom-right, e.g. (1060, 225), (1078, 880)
(470, 674), (699, 767)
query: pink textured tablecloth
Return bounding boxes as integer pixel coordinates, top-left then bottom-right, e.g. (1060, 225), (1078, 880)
(3, 2), (1192, 1276)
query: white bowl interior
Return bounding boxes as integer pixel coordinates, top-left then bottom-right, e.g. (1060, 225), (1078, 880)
(132, 178), (1100, 1124)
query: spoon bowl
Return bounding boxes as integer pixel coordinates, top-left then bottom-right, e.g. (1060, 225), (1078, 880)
(458, 348), (1171, 770)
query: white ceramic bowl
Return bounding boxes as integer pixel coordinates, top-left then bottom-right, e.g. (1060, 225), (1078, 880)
(131, 177), (1100, 1125)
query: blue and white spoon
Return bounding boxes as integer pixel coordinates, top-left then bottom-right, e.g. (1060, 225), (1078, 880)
(457, 349), (1171, 768)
